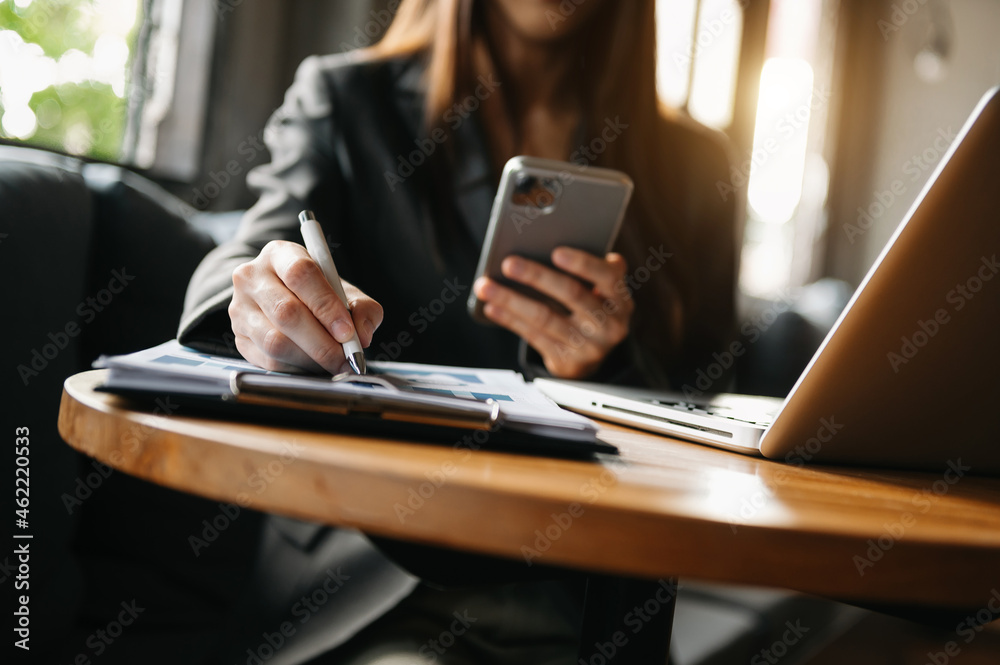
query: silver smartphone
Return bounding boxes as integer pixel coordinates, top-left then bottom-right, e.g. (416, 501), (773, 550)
(468, 156), (634, 324)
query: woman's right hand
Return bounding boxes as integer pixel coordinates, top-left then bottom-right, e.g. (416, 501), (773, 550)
(229, 240), (383, 374)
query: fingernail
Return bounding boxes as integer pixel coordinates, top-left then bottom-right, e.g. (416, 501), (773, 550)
(332, 319), (353, 343)
(475, 277), (495, 298)
(503, 257), (524, 277)
(552, 248), (571, 268)
(363, 319), (375, 338)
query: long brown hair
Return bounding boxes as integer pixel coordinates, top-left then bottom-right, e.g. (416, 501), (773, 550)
(369, 0), (730, 386)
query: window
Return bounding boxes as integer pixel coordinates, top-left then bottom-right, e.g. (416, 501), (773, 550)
(656, 0), (744, 130)
(657, 0), (838, 298)
(0, 0), (144, 160)
(741, 0), (834, 297)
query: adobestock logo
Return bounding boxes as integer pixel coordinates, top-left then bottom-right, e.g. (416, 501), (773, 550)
(782, 416), (844, 467)
(852, 459), (970, 576)
(545, 0), (587, 30)
(384, 75), (502, 191)
(730, 416), (845, 534)
(238, 567), (351, 665)
(577, 579), (679, 665)
(888, 254), (998, 373)
(417, 610), (478, 662)
(510, 116), (630, 238)
(188, 440), (303, 557)
(373, 277), (468, 363)
(682, 289), (796, 399)
(670, 0), (747, 74)
(17, 267), (135, 386)
(337, 1), (400, 52)
(16, 0), (74, 37)
(716, 87), (831, 202)
(393, 424), (497, 524)
(878, 0), (932, 40)
(843, 127), (956, 245)
(521, 459), (625, 566)
(750, 620), (810, 665)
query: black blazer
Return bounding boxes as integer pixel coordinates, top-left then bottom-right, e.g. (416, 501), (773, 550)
(178, 52), (738, 386)
(176, 51), (739, 663)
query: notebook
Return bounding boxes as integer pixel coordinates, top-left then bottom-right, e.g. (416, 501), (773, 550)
(95, 340), (614, 458)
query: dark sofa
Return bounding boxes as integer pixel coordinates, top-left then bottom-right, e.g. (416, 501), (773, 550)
(1, 144), (256, 663)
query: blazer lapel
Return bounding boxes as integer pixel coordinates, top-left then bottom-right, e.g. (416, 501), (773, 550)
(449, 111), (496, 248)
(393, 56), (496, 248)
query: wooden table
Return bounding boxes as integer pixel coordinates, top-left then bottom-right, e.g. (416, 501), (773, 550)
(59, 370), (1000, 662)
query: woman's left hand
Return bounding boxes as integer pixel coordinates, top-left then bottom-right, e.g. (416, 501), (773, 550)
(473, 246), (634, 379)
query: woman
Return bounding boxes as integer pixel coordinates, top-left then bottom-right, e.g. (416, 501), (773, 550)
(179, 0), (738, 662)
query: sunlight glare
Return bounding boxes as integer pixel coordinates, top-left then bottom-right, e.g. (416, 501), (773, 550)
(655, 0), (698, 108)
(747, 57), (815, 224)
(688, 0), (743, 128)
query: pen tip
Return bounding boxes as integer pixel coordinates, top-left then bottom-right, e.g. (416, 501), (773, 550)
(348, 352), (367, 375)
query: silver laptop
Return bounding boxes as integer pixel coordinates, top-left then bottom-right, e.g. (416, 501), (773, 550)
(536, 86), (1000, 474)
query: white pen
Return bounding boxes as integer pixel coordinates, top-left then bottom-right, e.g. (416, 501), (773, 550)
(298, 210), (367, 375)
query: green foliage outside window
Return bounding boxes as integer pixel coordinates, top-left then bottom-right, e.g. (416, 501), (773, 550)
(0, 0), (143, 161)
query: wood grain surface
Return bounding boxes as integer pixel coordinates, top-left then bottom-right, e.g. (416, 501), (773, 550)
(59, 370), (1000, 612)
